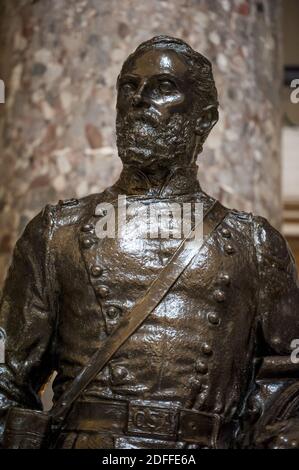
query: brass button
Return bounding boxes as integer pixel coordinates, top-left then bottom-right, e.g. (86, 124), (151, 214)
(201, 343), (213, 356)
(90, 265), (103, 277)
(106, 306), (119, 319)
(195, 360), (208, 374)
(214, 289), (226, 302)
(208, 312), (220, 325)
(82, 238), (94, 248)
(225, 244), (235, 254)
(81, 224), (94, 232)
(111, 365), (128, 381)
(95, 285), (110, 298)
(221, 227), (231, 238)
(218, 273), (230, 285)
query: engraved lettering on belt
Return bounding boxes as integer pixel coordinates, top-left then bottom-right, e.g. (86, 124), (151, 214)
(127, 403), (178, 438)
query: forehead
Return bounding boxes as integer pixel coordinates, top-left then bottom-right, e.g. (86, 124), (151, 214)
(122, 48), (189, 78)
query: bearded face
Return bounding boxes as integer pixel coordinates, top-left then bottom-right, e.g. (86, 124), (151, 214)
(116, 48), (200, 171)
(116, 109), (198, 169)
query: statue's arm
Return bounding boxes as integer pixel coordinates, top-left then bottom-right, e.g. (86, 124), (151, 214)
(250, 215), (299, 448)
(254, 215), (299, 356)
(0, 206), (58, 446)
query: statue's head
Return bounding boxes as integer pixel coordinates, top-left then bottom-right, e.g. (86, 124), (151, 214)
(116, 35), (219, 171)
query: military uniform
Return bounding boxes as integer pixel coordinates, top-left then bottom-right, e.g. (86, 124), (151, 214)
(1, 166), (299, 449)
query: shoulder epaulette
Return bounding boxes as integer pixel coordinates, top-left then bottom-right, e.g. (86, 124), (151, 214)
(58, 198), (79, 208)
(231, 209), (252, 221)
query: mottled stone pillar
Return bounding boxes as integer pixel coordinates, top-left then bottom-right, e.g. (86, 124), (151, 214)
(0, 0), (282, 287)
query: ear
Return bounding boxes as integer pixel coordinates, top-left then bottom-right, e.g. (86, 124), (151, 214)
(195, 105), (219, 137)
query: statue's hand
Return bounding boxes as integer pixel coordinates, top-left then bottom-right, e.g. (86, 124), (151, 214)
(255, 418), (299, 449)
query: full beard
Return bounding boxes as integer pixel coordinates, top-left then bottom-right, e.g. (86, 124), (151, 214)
(116, 111), (197, 170)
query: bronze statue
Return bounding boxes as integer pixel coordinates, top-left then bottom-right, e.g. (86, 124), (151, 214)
(0, 36), (299, 449)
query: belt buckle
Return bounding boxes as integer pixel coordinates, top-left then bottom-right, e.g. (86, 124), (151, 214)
(178, 409), (222, 447)
(127, 401), (179, 439)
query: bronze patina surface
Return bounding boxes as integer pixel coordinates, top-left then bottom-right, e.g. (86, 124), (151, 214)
(0, 36), (299, 449)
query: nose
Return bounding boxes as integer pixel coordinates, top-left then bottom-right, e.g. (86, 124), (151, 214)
(132, 81), (149, 108)
(132, 95), (143, 107)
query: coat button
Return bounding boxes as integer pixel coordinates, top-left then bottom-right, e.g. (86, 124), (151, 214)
(81, 224), (94, 232)
(111, 365), (128, 381)
(106, 306), (119, 319)
(82, 238), (94, 248)
(218, 273), (230, 285)
(221, 228), (231, 238)
(214, 289), (226, 302)
(95, 285), (110, 298)
(189, 377), (202, 390)
(208, 312), (220, 325)
(90, 265), (103, 277)
(277, 435), (288, 445)
(290, 440), (299, 448)
(201, 343), (213, 356)
(195, 360), (208, 374)
(225, 244), (235, 255)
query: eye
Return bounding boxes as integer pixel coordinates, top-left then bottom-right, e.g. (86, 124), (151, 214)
(158, 79), (176, 93)
(120, 81), (137, 93)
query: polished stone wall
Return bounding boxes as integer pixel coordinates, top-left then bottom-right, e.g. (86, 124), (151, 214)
(0, 0), (282, 287)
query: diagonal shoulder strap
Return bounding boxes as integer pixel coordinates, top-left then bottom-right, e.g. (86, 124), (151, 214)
(51, 200), (228, 421)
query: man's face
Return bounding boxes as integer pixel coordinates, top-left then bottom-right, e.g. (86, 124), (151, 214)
(116, 48), (198, 169)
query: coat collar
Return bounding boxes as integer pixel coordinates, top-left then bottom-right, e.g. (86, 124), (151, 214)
(110, 164), (202, 198)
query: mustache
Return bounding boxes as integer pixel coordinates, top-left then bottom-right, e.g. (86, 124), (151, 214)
(124, 109), (162, 127)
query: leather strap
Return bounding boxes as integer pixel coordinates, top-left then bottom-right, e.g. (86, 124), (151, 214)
(64, 399), (223, 447)
(51, 200), (228, 422)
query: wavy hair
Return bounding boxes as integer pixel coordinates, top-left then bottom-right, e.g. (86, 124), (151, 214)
(120, 35), (219, 115)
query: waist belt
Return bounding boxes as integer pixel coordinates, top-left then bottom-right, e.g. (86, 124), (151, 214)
(64, 399), (233, 448)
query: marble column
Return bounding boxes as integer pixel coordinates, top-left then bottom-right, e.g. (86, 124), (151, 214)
(0, 0), (282, 287)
